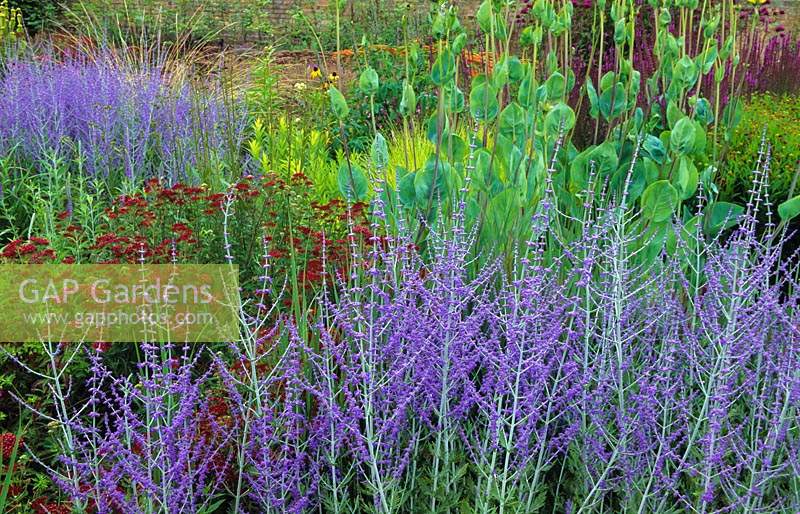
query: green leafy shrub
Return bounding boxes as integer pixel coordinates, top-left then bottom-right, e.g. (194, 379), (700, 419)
(74, 0), (273, 42)
(333, 0), (750, 273)
(7, 0), (58, 33)
(721, 93), (800, 205)
(341, 45), (436, 153)
(278, 0), (432, 50)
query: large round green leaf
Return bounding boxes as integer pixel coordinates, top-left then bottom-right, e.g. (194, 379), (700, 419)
(526, 153), (546, 203)
(670, 117), (696, 155)
(359, 67), (379, 95)
(611, 159), (646, 203)
(328, 87), (349, 120)
(499, 102), (527, 140)
(643, 134), (667, 164)
(431, 48), (456, 86)
(337, 162), (369, 201)
(518, 73), (537, 109)
(568, 146), (594, 193)
(705, 201), (744, 234)
(398, 172), (417, 207)
(641, 180), (678, 223)
(473, 149), (494, 191)
(673, 156), (698, 200)
(545, 71), (566, 100)
(443, 134), (468, 164)
(426, 113), (448, 145)
(414, 158), (452, 204)
(443, 85), (465, 113)
(544, 103), (575, 134)
(494, 135), (525, 179)
(476, 0), (493, 33)
(599, 83), (627, 120)
(469, 82), (500, 122)
(590, 142), (619, 177)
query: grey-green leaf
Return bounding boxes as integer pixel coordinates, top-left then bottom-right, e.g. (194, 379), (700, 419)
(337, 162), (369, 201)
(545, 103), (575, 134)
(706, 201), (744, 234)
(371, 132), (389, 170)
(670, 117), (696, 155)
(599, 83), (626, 120)
(476, 0), (493, 33)
(431, 48), (456, 86)
(328, 87), (349, 120)
(469, 82), (500, 122)
(399, 81), (416, 117)
(359, 67), (379, 95)
(545, 71), (566, 100)
(778, 195), (800, 222)
(643, 134), (667, 164)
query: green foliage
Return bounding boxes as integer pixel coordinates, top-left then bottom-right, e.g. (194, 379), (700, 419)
(6, 0), (55, 33)
(339, 46), (435, 153)
(469, 80), (500, 122)
(0, 413), (23, 511)
(247, 117), (341, 204)
(722, 93), (800, 205)
(670, 117), (696, 155)
(778, 195), (800, 222)
(2, 0), (796, 508)
(74, 0), (273, 41)
(245, 49), (284, 120)
(328, 86), (349, 120)
(337, 162), (369, 201)
(641, 180), (678, 223)
(277, 0), (431, 50)
(359, 67), (379, 95)
(328, 0), (749, 270)
(706, 201), (744, 234)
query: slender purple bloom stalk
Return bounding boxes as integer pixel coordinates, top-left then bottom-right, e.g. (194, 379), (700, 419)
(24, 155), (800, 512)
(60, 344), (234, 513)
(0, 51), (246, 184)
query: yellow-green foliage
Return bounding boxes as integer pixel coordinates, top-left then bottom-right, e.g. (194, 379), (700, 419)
(248, 117), (341, 203)
(0, 0), (24, 45)
(385, 129), (435, 185)
(722, 94), (800, 204)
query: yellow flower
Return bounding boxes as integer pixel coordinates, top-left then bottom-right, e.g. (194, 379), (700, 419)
(746, 0), (766, 5)
(310, 65), (322, 79)
(328, 71), (339, 82)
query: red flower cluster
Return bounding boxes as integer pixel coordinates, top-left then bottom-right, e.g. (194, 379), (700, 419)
(0, 432), (21, 460)
(1, 237), (56, 263)
(7, 173), (378, 310)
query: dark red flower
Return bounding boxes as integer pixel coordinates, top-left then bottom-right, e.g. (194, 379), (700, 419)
(92, 341), (111, 352)
(31, 499), (72, 514)
(0, 433), (22, 460)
